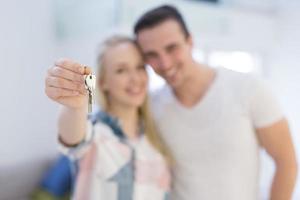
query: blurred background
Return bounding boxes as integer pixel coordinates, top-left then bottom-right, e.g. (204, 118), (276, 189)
(0, 0), (299, 199)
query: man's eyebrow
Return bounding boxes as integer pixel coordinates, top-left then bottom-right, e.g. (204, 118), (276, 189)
(144, 51), (157, 57)
(166, 43), (178, 50)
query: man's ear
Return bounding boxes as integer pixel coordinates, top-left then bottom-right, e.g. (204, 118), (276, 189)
(187, 35), (194, 48)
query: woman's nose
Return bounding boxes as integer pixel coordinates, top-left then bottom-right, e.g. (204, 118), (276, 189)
(129, 70), (141, 83)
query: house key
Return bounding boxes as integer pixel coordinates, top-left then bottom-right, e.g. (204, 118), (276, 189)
(84, 74), (96, 113)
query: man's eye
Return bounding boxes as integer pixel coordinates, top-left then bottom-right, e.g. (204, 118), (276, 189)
(145, 53), (157, 60)
(167, 45), (178, 53)
(116, 68), (125, 73)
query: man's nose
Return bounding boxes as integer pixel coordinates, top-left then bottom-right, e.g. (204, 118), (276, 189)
(158, 53), (172, 71)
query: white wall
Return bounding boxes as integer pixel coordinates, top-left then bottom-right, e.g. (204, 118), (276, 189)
(0, 0), (59, 199)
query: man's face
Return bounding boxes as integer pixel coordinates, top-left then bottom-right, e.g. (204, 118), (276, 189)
(136, 19), (193, 88)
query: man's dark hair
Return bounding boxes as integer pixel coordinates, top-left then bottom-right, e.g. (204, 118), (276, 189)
(134, 5), (190, 38)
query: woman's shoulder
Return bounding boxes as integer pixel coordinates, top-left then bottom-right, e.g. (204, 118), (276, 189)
(136, 135), (166, 162)
(89, 111), (123, 141)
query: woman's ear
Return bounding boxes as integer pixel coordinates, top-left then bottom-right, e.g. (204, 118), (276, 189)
(99, 77), (108, 91)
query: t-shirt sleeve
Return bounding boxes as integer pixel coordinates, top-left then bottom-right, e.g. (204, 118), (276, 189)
(249, 77), (284, 129)
(58, 120), (95, 160)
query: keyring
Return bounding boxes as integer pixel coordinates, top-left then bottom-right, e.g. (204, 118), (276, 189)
(83, 66), (87, 75)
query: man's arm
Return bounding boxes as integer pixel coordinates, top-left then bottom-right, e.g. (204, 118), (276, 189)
(256, 118), (298, 200)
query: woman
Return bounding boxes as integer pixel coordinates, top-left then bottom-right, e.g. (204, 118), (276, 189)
(45, 35), (172, 200)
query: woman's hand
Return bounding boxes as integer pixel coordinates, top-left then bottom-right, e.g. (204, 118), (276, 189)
(45, 58), (92, 109)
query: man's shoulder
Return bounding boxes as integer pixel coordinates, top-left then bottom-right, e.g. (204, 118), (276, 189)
(149, 84), (176, 120)
(150, 84), (173, 104)
(218, 67), (261, 90)
(219, 67), (251, 82)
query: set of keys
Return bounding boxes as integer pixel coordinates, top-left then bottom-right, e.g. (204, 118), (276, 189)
(84, 73), (96, 113)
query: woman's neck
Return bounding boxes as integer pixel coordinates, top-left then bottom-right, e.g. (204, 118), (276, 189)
(107, 105), (140, 140)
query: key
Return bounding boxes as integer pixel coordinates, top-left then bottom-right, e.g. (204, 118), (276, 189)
(84, 74), (96, 113)
(88, 89), (93, 113)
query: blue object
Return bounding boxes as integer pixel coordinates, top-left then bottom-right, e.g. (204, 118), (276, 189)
(41, 155), (72, 197)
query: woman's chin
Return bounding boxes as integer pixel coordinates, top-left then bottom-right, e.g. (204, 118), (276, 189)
(124, 98), (146, 108)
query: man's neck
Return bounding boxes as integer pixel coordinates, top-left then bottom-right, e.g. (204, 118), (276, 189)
(174, 63), (216, 108)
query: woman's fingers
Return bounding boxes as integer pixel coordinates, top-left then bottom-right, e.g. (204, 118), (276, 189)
(45, 58), (92, 102)
(55, 58), (92, 75)
(45, 76), (86, 93)
(48, 66), (85, 83)
(45, 86), (79, 99)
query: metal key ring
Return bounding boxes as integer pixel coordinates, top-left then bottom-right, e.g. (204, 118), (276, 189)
(83, 66), (88, 75)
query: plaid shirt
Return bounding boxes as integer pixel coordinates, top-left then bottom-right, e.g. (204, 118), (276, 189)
(59, 111), (171, 200)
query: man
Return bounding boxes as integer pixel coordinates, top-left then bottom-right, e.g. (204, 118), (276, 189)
(134, 5), (297, 200)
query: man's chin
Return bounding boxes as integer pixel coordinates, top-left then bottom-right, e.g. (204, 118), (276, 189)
(165, 71), (180, 85)
(167, 79), (180, 89)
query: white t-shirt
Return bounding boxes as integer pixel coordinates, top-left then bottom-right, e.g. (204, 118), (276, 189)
(150, 67), (283, 200)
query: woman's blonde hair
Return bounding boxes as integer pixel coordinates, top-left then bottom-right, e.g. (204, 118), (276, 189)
(95, 35), (173, 165)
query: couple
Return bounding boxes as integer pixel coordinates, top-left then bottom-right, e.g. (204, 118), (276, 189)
(45, 5), (297, 200)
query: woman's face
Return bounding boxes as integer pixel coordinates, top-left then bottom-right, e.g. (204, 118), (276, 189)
(101, 42), (148, 109)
